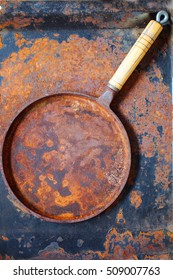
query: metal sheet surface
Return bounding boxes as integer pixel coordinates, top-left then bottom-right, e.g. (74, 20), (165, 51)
(0, 0), (172, 260)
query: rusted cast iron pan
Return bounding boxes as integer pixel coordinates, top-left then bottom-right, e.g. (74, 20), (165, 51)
(2, 93), (131, 223)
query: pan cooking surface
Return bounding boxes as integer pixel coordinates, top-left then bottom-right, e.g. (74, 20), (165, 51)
(2, 94), (130, 222)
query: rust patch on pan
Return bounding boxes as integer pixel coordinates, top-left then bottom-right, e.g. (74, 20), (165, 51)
(2, 94), (130, 222)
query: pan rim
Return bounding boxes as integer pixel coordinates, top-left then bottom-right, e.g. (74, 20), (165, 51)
(1, 92), (131, 223)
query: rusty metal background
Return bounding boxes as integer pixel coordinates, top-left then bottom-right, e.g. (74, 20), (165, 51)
(0, 0), (172, 259)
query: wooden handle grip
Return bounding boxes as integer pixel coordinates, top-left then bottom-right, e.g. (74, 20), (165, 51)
(108, 20), (163, 91)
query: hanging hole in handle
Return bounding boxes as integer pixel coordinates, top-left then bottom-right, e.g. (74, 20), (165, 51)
(156, 10), (169, 25)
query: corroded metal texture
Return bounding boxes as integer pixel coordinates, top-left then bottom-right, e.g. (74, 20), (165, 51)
(0, 0), (172, 259)
(31, 229), (173, 260)
(2, 93), (130, 222)
(0, 0), (171, 30)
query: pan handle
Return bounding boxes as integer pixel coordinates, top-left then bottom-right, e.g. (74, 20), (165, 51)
(108, 10), (169, 92)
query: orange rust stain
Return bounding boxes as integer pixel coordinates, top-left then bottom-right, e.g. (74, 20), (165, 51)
(167, 231), (173, 243)
(1, 0), (22, 3)
(130, 190), (143, 209)
(47, 173), (57, 184)
(154, 162), (171, 190)
(142, 230), (165, 245)
(14, 33), (31, 48)
(136, 232), (151, 248)
(0, 235), (9, 241)
(54, 190), (76, 208)
(81, 16), (100, 26)
(0, 17), (44, 30)
(23, 129), (43, 149)
(0, 37), (3, 49)
(62, 180), (69, 188)
(10, 117), (126, 220)
(5, 255), (13, 260)
(0, 253), (13, 260)
(54, 212), (75, 219)
(59, 145), (66, 152)
(116, 208), (126, 224)
(0, 254), (13, 260)
(106, 244), (138, 260)
(155, 195), (167, 209)
(98, 228), (134, 259)
(46, 139), (54, 147)
(144, 254), (171, 260)
(34, 228), (172, 260)
(100, 229), (170, 259)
